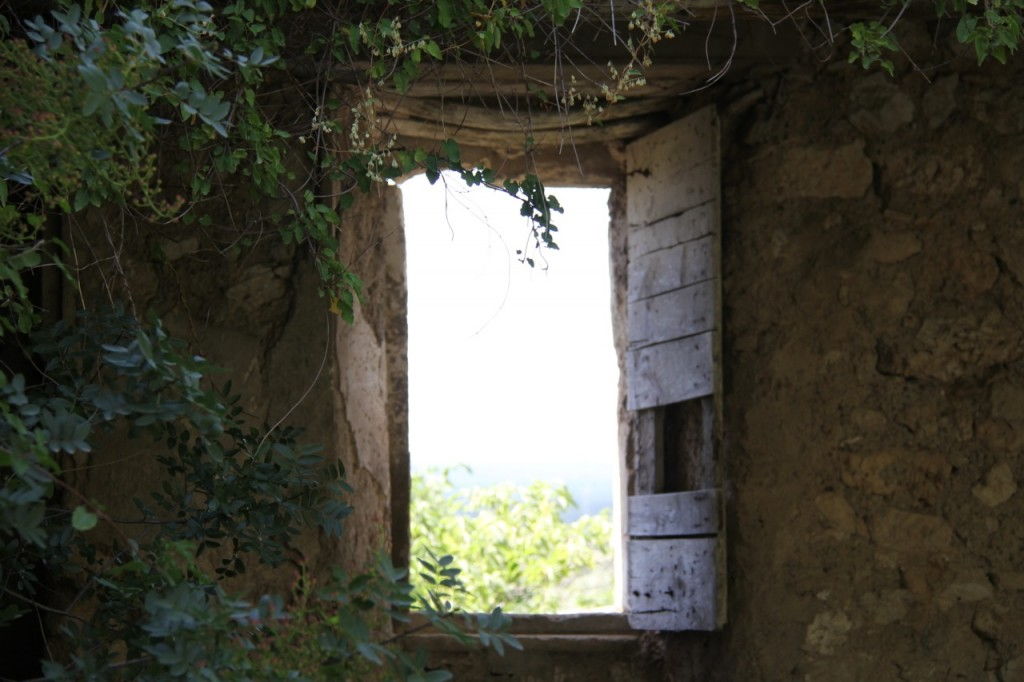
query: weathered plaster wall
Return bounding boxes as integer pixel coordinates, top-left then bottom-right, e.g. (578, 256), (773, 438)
(703, 55), (1024, 681)
(59, 49), (1024, 680)
(421, 53), (1024, 682)
(67, 181), (406, 592)
(333, 186), (408, 574)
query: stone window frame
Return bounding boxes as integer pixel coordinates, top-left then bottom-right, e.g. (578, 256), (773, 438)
(391, 106), (725, 642)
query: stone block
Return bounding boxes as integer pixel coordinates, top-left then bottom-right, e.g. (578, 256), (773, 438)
(849, 73), (916, 136)
(937, 570), (994, 611)
(863, 230), (922, 264)
(870, 509), (953, 553)
(860, 589), (912, 625)
(814, 492), (858, 540)
(922, 75), (959, 129)
(804, 610), (853, 656)
(751, 141), (873, 199)
(843, 449), (951, 504)
(991, 381), (1024, 422)
(972, 462), (1017, 507)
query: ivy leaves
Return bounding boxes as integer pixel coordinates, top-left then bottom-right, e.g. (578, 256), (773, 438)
(0, 309), (522, 679)
(3, 311), (487, 678)
(70, 505), (98, 531)
(847, 0), (1024, 73)
(947, 0), (1024, 63)
(172, 81), (232, 137)
(3, 0), (574, 341)
(848, 20), (899, 75)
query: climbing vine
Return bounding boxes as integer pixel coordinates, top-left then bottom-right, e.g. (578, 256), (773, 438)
(1, 0), (1021, 678)
(1, 309), (518, 679)
(2, 0), (1019, 329)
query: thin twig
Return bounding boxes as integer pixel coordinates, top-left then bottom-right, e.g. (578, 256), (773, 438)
(47, 471), (134, 546)
(1, 587), (87, 624)
(253, 312), (332, 456)
(610, 0), (617, 46)
(16, 656), (152, 682)
(820, 0), (834, 44)
(770, 0), (813, 28)
(885, 0), (913, 35)
(35, 605), (54, 662)
(705, 2), (718, 71)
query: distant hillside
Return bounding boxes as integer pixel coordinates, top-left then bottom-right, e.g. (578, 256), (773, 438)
(413, 464), (613, 520)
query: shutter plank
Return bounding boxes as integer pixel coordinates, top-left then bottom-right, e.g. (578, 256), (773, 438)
(626, 106), (718, 226)
(628, 490), (721, 537)
(628, 279), (715, 348)
(627, 158), (719, 227)
(624, 107), (725, 632)
(628, 202), (716, 261)
(628, 235), (713, 302)
(627, 537), (724, 631)
(633, 409), (663, 495)
(627, 332), (714, 410)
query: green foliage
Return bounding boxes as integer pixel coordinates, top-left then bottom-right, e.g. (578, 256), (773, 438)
(3, 1), (238, 218)
(411, 470), (614, 614)
(0, 0), (593, 675)
(320, 0), (587, 93)
(1, 0), (1020, 674)
(32, 539), (514, 681)
(942, 0), (1024, 63)
(848, 0), (1024, 71)
(0, 239), (61, 338)
(1, 310), (514, 679)
(2, 309), (349, 569)
(848, 20), (899, 75)
(1, 0), (573, 324)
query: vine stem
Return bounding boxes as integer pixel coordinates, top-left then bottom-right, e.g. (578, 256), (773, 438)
(253, 312), (331, 456)
(885, 0), (913, 35)
(12, 656), (151, 682)
(381, 609), (463, 645)
(1, 587), (87, 624)
(46, 468), (135, 546)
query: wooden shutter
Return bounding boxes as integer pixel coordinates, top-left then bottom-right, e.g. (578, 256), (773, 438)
(625, 106), (720, 411)
(624, 106), (725, 631)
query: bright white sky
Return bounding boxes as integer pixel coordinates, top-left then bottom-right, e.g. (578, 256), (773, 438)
(400, 172), (618, 513)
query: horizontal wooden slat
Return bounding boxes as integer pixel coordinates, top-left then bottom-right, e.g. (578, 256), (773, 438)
(626, 106), (717, 176)
(628, 235), (713, 302)
(378, 78), (702, 99)
(336, 62), (711, 99)
(627, 157), (718, 227)
(382, 114), (663, 147)
(628, 202), (716, 260)
(376, 93), (676, 132)
(626, 107), (719, 226)
(627, 332), (714, 410)
(404, 633), (640, 654)
(627, 536), (724, 631)
(628, 279), (715, 348)
(402, 612), (630, 635)
(580, 0), (895, 21)
(627, 489), (721, 537)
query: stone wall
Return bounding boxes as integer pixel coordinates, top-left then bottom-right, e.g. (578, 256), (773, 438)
(424, 47), (1024, 682)
(66, 180), (406, 593)
(703, 54), (1024, 681)
(55, 46), (1024, 680)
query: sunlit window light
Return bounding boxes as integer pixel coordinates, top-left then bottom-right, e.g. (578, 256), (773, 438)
(401, 171), (620, 614)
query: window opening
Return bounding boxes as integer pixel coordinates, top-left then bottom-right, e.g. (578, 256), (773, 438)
(400, 171), (619, 614)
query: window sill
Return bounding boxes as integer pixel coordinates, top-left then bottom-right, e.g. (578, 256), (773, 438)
(401, 612), (638, 653)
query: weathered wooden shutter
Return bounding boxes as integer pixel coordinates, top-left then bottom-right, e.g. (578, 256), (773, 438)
(624, 106), (725, 631)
